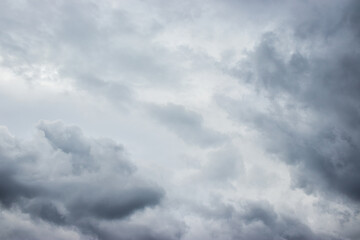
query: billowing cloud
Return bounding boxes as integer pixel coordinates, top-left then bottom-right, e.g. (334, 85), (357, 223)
(186, 199), (341, 240)
(218, 0), (360, 203)
(0, 121), (164, 239)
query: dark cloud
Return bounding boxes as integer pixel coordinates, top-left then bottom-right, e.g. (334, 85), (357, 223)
(0, 169), (42, 208)
(149, 103), (226, 147)
(190, 199), (341, 240)
(0, 121), (164, 239)
(66, 187), (162, 221)
(219, 0), (360, 203)
(80, 222), (183, 240)
(23, 199), (67, 226)
(238, 201), (320, 240)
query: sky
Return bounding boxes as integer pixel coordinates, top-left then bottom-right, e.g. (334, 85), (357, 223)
(0, 0), (360, 239)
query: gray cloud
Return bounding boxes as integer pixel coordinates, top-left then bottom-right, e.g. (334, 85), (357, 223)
(189, 199), (342, 240)
(202, 145), (243, 182)
(0, 169), (42, 208)
(0, 121), (164, 239)
(1, 0), (360, 239)
(219, 0), (360, 203)
(238, 201), (324, 240)
(0, 0), (186, 111)
(66, 187), (162, 221)
(149, 103), (227, 147)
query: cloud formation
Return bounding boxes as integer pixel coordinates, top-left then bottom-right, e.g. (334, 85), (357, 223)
(219, 0), (360, 203)
(1, 0), (360, 239)
(0, 121), (164, 239)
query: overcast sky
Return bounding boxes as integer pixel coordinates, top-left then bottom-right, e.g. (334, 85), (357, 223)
(1, 0), (360, 239)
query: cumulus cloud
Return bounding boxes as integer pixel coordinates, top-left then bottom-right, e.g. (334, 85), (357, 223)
(0, 121), (164, 239)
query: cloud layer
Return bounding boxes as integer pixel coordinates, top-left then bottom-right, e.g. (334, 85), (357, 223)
(1, 0), (360, 239)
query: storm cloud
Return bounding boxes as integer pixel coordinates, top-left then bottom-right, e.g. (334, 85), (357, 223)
(1, 0), (360, 239)
(0, 121), (164, 239)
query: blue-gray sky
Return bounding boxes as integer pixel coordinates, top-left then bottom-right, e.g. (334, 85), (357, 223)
(0, 0), (360, 239)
